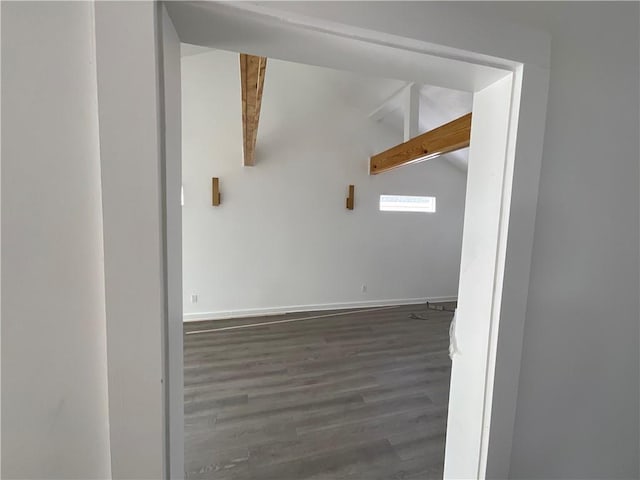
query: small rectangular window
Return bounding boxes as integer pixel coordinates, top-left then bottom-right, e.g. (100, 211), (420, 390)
(379, 195), (436, 213)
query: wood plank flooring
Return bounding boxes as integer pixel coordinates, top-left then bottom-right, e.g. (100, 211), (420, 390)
(184, 304), (453, 480)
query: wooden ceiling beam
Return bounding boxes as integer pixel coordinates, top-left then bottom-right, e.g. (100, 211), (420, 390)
(370, 112), (472, 175)
(240, 53), (267, 166)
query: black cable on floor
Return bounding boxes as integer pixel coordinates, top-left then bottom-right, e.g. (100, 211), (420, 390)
(408, 301), (456, 320)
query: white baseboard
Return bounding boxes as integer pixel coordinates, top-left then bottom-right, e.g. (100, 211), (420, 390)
(183, 296), (458, 322)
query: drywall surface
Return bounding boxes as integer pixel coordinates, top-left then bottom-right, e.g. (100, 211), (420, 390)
(1, 2), (112, 478)
(445, 73), (516, 478)
(160, 5), (185, 478)
(94, 1), (166, 478)
(182, 50), (467, 318)
(255, 1), (550, 69)
(463, 3), (640, 478)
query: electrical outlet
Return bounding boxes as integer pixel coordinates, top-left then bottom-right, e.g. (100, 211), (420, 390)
(361, 284), (367, 293)
(191, 294), (198, 304)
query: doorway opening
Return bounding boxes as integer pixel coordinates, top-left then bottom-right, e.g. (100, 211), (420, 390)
(180, 47), (471, 478)
(148, 3), (550, 478)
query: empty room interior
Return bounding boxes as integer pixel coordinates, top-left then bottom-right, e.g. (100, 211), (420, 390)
(181, 46), (471, 479)
(3, 2), (639, 480)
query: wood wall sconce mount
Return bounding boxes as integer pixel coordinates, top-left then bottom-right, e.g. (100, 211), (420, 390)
(212, 177), (221, 206)
(346, 185), (355, 210)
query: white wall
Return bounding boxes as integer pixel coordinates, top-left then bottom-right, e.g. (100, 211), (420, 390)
(182, 50), (467, 319)
(160, 5), (185, 478)
(460, 3), (639, 477)
(94, 2), (167, 478)
(1, 2), (111, 478)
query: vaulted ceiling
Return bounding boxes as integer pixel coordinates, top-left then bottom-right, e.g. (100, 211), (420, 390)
(181, 43), (472, 172)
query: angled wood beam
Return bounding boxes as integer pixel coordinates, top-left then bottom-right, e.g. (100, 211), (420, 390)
(240, 53), (267, 166)
(370, 112), (472, 175)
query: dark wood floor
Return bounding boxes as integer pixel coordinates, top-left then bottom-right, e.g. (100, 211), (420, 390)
(184, 304), (453, 480)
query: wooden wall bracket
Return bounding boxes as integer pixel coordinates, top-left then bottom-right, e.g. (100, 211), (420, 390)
(212, 177), (221, 206)
(346, 184), (355, 210)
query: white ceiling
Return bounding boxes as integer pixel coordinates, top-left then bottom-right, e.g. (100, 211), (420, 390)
(180, 43), (472, 171)
(180, 43), (212, 57)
